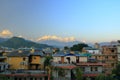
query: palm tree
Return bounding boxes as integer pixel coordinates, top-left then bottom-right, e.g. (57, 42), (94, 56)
(44, 56), (53, 80)
(75, 68), (83, 80)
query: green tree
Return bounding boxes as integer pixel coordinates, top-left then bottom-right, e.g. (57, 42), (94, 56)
(95, 74), (106, 80)
(75, 68), (83, 80)
(106, 74), (117, 80)
(44, 56), (53, 68)
(112, 62), (120, 80)
(112, 62), (120, 76)
(70, 43), (88, 52)
(64, 46), (69, 50)
(44, 56), (53, 80)
(95, 74), (116, 80)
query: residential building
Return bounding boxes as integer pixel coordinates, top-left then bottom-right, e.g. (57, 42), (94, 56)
(76, 62), (105, 80)
(7, 50), (45, 70)
(82, 47), (101, 54)
(52, 52), (91, 64)
(52, 63), (76, 80)
(29, 51), (45, 70)
(117, 41), (120, 61)
(98, 45), (118, 74)
(7, 51), (30, 70)
(52, 52), (105, 80)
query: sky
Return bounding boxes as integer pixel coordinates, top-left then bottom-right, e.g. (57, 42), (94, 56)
(0, 0), (120, 43)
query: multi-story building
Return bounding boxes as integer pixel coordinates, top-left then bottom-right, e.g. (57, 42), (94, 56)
(76, 62), (105, 80)
(52, 52), (105, 80)
(7, 50), (45, 70)
(7, 51), (30, 70)
(0, 50), (48, 80)
(29, 51), (45, 70)
(91, 45), (118, 74)
(117, 41), (120, 61)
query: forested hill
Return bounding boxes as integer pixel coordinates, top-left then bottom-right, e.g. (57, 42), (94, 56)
(0, 37), (53, 49)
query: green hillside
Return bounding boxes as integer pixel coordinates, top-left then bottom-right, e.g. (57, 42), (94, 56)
(0, 37), (52, 49)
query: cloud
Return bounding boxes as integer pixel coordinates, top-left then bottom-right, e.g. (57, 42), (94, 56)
(17, 35), (23, 38)
(37, 35), (76, 42)
(0, 29), (13, 37)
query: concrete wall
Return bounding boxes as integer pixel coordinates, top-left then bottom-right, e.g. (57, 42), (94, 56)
(53, 57), (61, 62)
(7, 57), (28, 69)
(79, 57), (87, 62)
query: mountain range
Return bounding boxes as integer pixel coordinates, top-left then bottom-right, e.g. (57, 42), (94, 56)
(0, 37), (116, 49)
(0, 37), (52, 49)
(38, 40), (118, 48)
(38, 40), (81, 48)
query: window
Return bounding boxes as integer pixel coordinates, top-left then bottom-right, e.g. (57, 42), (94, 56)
(30, 78), (33, 80)
(0, 66), (1, 71)
(105, 56), (108, 59)
(34, 57), (36, 59)
(23, 57), (26, 61)
(91, 67), (93, 71)
(111, 50), (114, 53)
(111, 63), (115, 67)
(112, 56), (115, 59)
(14, 77), (17, 80)
(95, 67), (98, 71)
(7, 77), (10, 80)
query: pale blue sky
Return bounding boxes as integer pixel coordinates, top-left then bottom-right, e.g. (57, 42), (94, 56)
(0, 0), (120, 42)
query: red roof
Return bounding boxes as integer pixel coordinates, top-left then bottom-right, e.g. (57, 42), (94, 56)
(76, 62), (106, 66)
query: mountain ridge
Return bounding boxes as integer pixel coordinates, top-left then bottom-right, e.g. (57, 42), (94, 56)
(38, 39), (82, 48)
(0, 37), (53, 49)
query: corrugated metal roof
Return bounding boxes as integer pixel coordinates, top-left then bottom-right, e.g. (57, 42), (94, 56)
(30, 51), (44, 56)
(52, 52), (65, 56)
(7, 51), (30, 57)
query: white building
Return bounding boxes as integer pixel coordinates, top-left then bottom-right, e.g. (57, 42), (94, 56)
(83, 47), (101, 54)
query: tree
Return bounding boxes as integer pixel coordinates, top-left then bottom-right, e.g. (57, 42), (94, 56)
(95, 74), (116, 80)
(95, 74), (106, 80)
(70, 43), (88, 52)
(64, 46), (69, 50)
(44, 56), (53, 80)
(75, 68), (83, 80)
(112, 62), (120, 80)
(44, 56), (53, 69)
